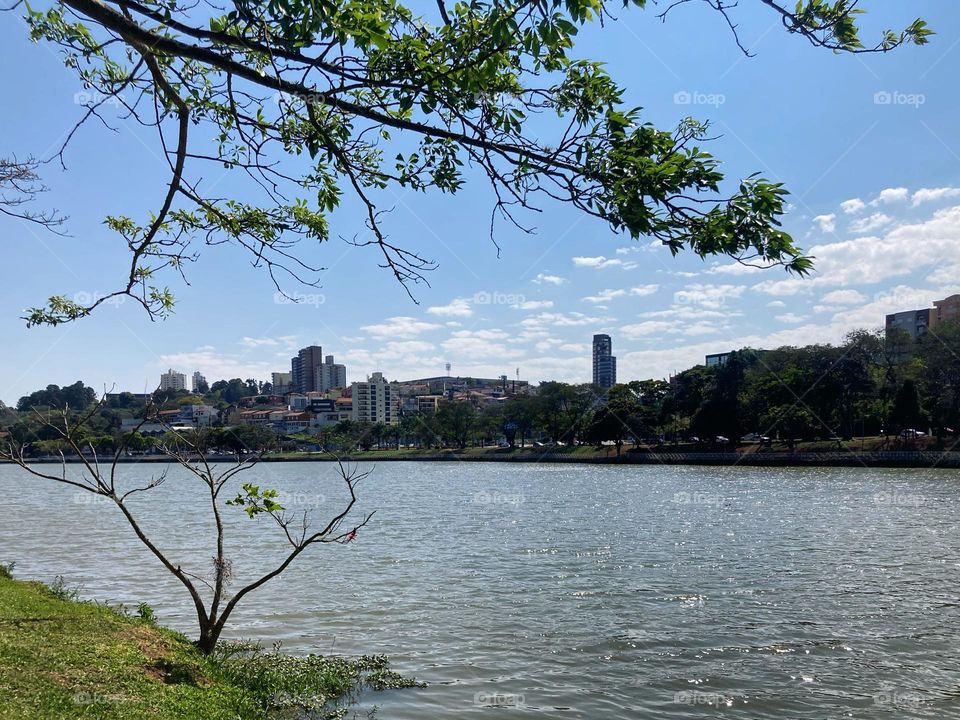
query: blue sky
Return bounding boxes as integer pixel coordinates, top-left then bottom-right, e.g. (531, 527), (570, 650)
(3, 2), (960, 404)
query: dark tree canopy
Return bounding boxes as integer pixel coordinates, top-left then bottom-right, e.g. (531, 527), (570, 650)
(16, 381), (97, 411)
(10, 0), (930, 325)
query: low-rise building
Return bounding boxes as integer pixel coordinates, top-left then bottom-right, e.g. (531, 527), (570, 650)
(932, 294), (960, 326)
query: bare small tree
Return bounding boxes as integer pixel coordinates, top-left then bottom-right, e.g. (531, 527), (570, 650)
(1, 400), (374, 654)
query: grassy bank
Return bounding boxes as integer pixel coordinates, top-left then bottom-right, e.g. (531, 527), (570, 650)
(0, 570), (419, 719)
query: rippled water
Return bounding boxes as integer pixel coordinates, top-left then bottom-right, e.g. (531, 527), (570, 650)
(2, 461), (960, 718)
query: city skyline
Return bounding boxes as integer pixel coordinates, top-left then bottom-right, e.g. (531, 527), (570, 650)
(3, 4), (960, 404)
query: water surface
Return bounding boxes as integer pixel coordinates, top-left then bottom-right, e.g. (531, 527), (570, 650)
(1, 462), (958, 718)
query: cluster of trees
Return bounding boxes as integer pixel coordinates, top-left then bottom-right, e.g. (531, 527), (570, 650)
(321, 324), (960, 453)
(7, 323), (960, 456)
(15, 382), (96, 412)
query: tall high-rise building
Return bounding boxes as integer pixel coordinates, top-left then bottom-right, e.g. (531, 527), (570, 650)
(351, 372), (396, 424)
(160, 368), (187, 392)
(319, 355), (347, 392)
(191, 371), (207, 393)
(291, 345), (323, 394)
(592, 334), (617, 389)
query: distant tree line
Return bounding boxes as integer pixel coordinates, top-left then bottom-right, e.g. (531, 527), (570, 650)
(5, 322), (960, 456)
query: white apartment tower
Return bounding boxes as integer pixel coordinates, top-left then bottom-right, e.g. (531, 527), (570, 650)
(160, 368), (187, 392)
(191, 371), (207, 392)
(351, 372), (395, 425)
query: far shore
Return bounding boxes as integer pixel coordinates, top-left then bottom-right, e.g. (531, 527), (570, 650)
(7, 447), (960, 469)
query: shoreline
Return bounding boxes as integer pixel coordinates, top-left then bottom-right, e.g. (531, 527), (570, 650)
(8, 450), (960, 469)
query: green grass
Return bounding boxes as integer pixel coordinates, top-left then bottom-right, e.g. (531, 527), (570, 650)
(0, 575), (420, 719)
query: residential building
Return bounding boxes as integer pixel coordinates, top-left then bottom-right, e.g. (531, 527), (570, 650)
(932, 294), (960, 326)
(351, 372), (396, 425)
(120, 403), (215, 432)
(287, 394), (309, 411)
(271, 371), (292, 395)
(319, 355), (347, 392)
(180, 403), (216, 426)
(415, 395), (443, 414)
(191, 371), (206, 393)
(291, 345), (324, 394)
(159, 368), (186, 392)
(705, 352), (731, 367)
(886, 309), (931, 342)
(592, 334), (617, 388)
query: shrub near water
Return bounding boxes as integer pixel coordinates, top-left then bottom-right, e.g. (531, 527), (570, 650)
(212, 641), (424, 718)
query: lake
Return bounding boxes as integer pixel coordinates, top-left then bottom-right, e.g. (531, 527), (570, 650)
(1, 461), (959, 718)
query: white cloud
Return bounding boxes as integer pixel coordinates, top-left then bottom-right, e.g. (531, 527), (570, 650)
(426, 298), (472, 317)
(629, 284), (660, 297)
(840, 198), (866, 214)
(583, 288), (626, 303)
(582, 285), (655, 304)
(572, 255), (635, 269)
(514, 300), (554, 310)
(873, 187), (909, 205)
(521, 312), (605, 329)
(159, 348), (276, 383)
(360, 316), (442, 339)
(813, 213), (836, 233)
(820, 289), (866, 306)
(558, 343), (589, 353)
(383, 340), (435, 354)
(912, 187), (960, 206)
(533, 273), (566, 285)
(849, 212), (892, 234)
(681, 321), (722, 336)
(673, 283), (746, 310)
(775, 313), (805, 324)
(754, 205), (960, 296)
(621, 320), (673, 338)
(450, 329), (508, 340)
(767, 300), (786, 308)
(441, 335), (525, 359)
